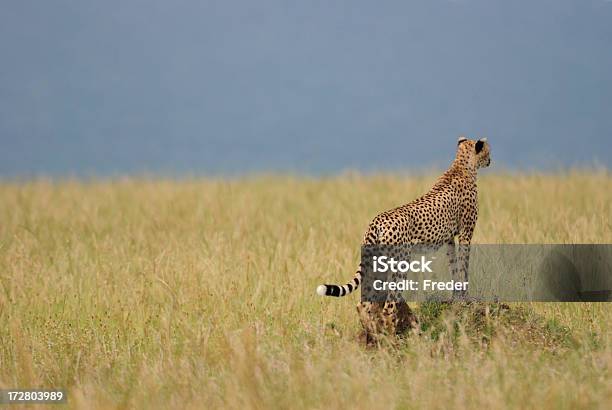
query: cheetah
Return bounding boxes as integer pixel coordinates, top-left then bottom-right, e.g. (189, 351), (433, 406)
(316, 137), (491, 343)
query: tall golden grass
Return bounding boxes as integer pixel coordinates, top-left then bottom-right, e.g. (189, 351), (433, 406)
(0, 171), (610, 409)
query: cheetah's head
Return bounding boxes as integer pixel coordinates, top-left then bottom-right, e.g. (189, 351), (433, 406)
(457, 136), (491, 169)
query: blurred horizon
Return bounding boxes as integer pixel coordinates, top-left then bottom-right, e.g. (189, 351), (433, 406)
(1, 0), (611, 177)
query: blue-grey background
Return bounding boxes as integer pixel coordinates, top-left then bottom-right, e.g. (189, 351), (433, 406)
(1, 0), (611, 177)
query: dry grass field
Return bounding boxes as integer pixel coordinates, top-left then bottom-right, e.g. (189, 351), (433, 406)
(0, 171), (610, 409)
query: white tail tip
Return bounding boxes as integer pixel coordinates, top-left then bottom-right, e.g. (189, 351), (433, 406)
(316, 285), (327, 296)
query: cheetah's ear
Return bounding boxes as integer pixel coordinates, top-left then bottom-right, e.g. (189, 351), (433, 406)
(457, 136), (468, 145)
(475, 138), (486, 154)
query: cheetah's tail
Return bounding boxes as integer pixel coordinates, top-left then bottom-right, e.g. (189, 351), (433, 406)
(316, 269), (361, 297)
